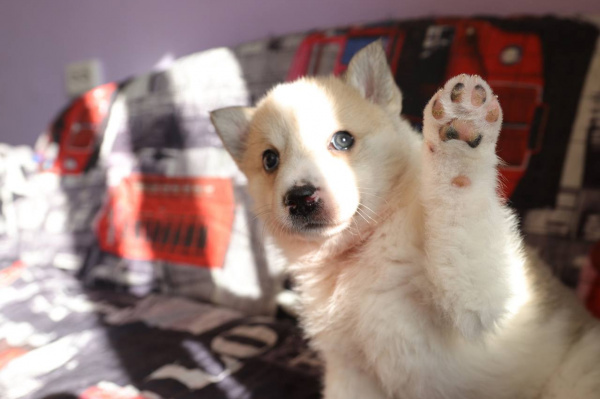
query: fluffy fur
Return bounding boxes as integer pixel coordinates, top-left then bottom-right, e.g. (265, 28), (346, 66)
(211, 42), (600, 399)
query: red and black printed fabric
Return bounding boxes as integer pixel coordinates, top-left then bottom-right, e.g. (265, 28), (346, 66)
(95, 175), (235, 268)
(281, 17), (596, 203)
(36, 83), (118, 175)
(274, 16), (599, 288)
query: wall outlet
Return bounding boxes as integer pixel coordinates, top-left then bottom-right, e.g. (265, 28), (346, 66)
(64, 59), (102, 98)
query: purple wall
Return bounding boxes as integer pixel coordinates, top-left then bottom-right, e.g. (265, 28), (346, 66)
(1, 0), (598, 146)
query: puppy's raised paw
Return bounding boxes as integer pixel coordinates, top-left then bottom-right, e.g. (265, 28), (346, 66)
(425, 75), (502, 153)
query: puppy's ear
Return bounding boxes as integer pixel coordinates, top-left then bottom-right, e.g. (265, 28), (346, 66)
(345, 41), (402, 116)
(210, 106), (255, 163)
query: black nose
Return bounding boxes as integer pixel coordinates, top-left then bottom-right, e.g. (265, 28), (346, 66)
(284, 184), (319, 217)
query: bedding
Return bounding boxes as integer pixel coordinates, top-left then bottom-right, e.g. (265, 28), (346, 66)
(0, 261), (322, 399)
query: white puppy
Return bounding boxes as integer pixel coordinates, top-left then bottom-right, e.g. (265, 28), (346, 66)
(211, 42), (600, 399)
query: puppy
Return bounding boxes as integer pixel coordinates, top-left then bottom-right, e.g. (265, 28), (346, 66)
(211, 42), (600, 399)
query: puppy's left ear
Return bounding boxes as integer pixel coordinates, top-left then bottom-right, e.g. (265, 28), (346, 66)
(210, 106), (255, 164)
(345, 41), (402, 116)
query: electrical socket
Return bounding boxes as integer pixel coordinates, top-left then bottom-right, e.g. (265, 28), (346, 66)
(64, 59), (102, 98)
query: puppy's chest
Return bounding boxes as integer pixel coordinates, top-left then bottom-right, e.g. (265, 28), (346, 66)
(303, 249), (468, 395)
(306, 248), (436, 350)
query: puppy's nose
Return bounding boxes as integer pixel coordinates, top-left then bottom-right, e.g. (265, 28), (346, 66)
(284, 184), (319, 216)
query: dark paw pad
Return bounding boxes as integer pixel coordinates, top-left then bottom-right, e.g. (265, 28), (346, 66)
(471, 85), (487, 106)
(450, 83), (465, 103)
(467, 134), (483, 148)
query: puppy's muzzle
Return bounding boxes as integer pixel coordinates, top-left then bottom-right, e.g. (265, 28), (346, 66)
(284, 184), (320, 218)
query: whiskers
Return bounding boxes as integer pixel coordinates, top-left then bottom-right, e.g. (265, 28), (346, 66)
(357, 203), (378, 223)
(252, 203), (273, 221)
(350, 217), (363, 240)
(355, 186), (383, 226)
(357, 187), (389, 206)
(255, 206), (295, 244)
(244, 203), (281, 244)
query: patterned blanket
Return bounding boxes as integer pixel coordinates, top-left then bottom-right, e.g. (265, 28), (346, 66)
(0, 261), (321, 399)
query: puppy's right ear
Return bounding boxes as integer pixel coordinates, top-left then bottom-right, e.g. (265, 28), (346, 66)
(210, 106), (255, 163)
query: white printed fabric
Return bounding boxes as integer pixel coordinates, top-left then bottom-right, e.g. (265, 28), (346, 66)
(86, 48), (286, 315)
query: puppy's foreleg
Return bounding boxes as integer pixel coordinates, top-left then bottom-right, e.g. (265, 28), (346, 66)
(420, 75), (522, 339)
(323, 353), (388, 399)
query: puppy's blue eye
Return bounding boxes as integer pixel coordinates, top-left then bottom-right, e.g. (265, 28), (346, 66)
(330, 131), (354, 151)
(262, 150), (279, 172)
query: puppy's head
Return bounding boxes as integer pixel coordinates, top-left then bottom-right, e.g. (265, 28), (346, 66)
(211, 42), (406, 243)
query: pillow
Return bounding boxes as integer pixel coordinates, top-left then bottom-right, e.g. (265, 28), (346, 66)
(84, 48), (284, 316)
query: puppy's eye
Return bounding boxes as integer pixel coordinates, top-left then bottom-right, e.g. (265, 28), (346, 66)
(262, 150), (279, 172)
(330, 131), (355, 151)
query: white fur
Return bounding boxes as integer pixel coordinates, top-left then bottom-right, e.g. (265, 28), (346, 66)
(211, 42), (600, 399)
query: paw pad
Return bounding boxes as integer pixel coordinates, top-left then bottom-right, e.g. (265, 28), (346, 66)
(429, 75), (501, 150)
(486, 105), (500, 123)
(467, 134), (483, 149)
(439, 120), (483, 148)
(452, 175), (471, 188)
(450, 83), (465, 103)
(471, 85), (487, 106)
(432, 99), (444, 119)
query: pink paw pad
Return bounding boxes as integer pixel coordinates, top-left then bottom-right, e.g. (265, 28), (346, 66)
(452, 175), (471, 188)
(432, 76), (501, 149)
(432, 99), (444, 119)
(471, 85), (486, 106)
(486, 103), (500, 123)
(439, 120), (482, 149)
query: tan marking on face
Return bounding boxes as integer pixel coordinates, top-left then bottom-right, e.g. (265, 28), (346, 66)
(233, 74), (405, 241)
(239, 77), (369, 236)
